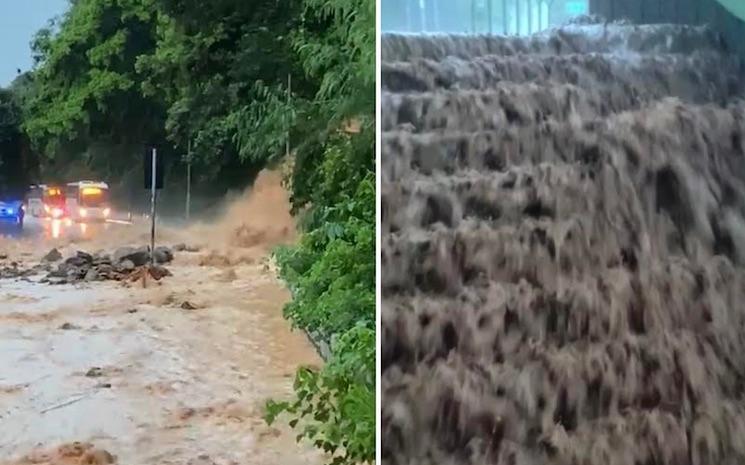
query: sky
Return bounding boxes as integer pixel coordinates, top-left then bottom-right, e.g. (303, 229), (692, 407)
(0, 0), (69, 87)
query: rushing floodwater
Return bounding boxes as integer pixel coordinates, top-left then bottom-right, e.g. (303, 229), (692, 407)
(0, 173), (322, 465)
(382, 18), (745, 465)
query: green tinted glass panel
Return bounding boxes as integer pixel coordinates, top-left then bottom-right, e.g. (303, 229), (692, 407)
(565, 1), (588, 15)
(716, 0), (745, 22)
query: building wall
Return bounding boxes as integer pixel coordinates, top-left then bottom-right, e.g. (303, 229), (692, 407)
(590, 0), (745, 65)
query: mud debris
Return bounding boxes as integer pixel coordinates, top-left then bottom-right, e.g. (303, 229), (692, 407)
(14, 442), (116, 465)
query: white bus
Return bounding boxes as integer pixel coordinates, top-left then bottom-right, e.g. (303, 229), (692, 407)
(65, 181), (112, 222)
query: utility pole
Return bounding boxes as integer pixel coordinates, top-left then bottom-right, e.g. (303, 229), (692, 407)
(186, 140), (191, 221)
(150, 147), (157, 264)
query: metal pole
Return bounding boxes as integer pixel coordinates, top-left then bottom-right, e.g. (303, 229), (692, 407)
(186, 140), (191, 221)
(150, 147), (157, 264)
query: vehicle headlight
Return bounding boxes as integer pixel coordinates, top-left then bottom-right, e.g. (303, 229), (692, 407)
(103, 208), (111, 217)
(79, 208), (87, 217)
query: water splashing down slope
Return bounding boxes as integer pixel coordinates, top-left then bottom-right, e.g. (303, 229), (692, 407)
(381, 18), (745, 465)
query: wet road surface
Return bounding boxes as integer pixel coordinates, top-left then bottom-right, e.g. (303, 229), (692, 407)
(0, 227), (323, 464)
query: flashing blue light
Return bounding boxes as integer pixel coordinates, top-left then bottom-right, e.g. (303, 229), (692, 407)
(6, 209), (13, 215)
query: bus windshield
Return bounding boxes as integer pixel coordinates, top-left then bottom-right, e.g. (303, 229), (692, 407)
(79, 187), (109, 207)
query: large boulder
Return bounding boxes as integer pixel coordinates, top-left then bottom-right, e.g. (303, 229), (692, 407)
(113, 246), (135, 263)
(153, 246), (174, 264)
(113, 246), (150, 267)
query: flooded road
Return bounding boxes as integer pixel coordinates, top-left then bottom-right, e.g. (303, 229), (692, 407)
(0, 173), (323, 465)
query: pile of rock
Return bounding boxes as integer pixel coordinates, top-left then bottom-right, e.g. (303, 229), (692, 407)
(41, 245), (175, 285)
(0, 262), (41, 280)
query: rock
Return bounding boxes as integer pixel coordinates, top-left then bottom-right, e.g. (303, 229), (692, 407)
(77, 251), (94, 263)
(48, 268), (68, 278)
(92, 252), (112, 265)
(124, 250), (150, 267)
(85, 367), (103, 378)
(67, 267), (87, 280)
(113, 246), (136, 263)
(119, 260), (136, 272)
(154, 246), (174, 264)
(42, 248), (63, 262)
(181, 301), (198, 310)
(0, 252), (8, 260)
(65, 255), (89, 268)
(59, 322), (80, 330)
(97, 264), (113, 275)
(85, 268), (99, 282)
(92, 250), (110, 260)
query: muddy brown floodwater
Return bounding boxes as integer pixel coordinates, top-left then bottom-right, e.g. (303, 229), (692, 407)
(382, 17), (745, 465)
(0, 171), (323, 465)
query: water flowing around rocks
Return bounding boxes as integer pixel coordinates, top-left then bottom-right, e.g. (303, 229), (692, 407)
(381, 18), (745, 465)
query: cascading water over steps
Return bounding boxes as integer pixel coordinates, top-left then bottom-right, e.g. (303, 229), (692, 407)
(382, 16), (745, 465)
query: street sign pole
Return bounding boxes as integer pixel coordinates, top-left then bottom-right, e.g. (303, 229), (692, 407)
(150, 147), (157, 264)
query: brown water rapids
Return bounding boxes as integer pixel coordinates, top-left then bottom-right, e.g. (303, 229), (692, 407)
(0, 171), (322, 465)
(381, 18), (745, 465)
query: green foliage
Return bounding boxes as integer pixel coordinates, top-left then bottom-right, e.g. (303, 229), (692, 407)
(23, 0), (163, 163)
(266, 324), (375, 465)
(261, 1), (375, 463)
(0, 89), (34, 197)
